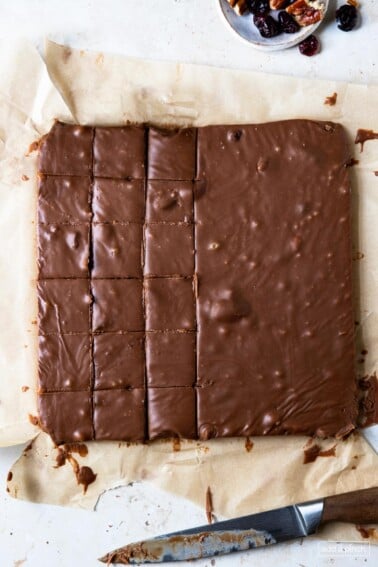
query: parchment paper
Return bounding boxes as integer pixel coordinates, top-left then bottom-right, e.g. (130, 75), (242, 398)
(2, 40), (377, 544)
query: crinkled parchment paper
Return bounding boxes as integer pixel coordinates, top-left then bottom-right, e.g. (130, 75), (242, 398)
(2, 40), (378, 543)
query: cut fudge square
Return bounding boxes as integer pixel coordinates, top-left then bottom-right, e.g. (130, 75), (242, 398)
(92, 178), (145, 222)
(146, 180), (193, 222)
(146, 332), (195, 387)
(94, 389), (146, 441)
(38, 334), (91, 392)
(148, 127), (196, 180)
(144, 224), (194, 277)
(39, 391), (93, 445)
(94, 126), (146, 179)
(148, 387), (196, 439)
(38, 279), (91, 334)
(92, 279), (144, 332)
(94, 332), (145, 389)
(92, 223), (143, 278)
(38, 175), (91, 224)
(38, 223), (90, 278)
(145, 278), (195, 331)
(38, 122), (93, 176)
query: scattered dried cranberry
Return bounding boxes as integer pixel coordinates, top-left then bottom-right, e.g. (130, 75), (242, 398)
(254, 14), (282, 38)
(336, 5), (358, 32)
(278, 11), (299, 33)
(298, 34), (319, 56)
(248, 0), (270, 16)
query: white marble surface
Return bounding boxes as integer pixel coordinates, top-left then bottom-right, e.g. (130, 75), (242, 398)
(0, 1), (377, 566)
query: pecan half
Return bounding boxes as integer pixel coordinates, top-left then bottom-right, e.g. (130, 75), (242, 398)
(286, 0), (324, 27)
(227, 0), (250, 15)
(270, 0), (288, 9)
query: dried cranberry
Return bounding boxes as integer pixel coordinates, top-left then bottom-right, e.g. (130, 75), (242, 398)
(336, 5), (358, 32)
(298, 34), (319, 56)
(254, 14), (282, 38)
(278, 11), (299, 33)
(247, 0), (270, 16)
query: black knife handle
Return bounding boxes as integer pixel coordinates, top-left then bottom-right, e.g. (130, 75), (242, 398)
(320, 487), (378, 525)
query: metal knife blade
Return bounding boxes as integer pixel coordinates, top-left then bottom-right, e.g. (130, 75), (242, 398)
(361, 424), (378, 454)
(99, 498), (324, 564)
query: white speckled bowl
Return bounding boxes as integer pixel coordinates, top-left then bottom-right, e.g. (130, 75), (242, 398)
(218, 0), (329, 51)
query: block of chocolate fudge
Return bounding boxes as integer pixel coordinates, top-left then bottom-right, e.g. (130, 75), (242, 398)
(93, 389), (146, 441)
(37, 120), (357, 444)
(148, 387), (196, 439)
(38, 122), (93, 176)
(38, 279), (91, 334)
(146, 332), (196, 387)
(94, 332), (145, 389)
(92, 223), (143, 278)
(195, 120), (356, 439)
(92, 279), (144, 332)
(38, 175), (92, 224)
(39, 392), (93, 445)
(148, 127), (196, 180)
(92, 178), (145, 222)
(145, 278), (196, 331)
(38, 223), (90, 278)
(38, 334), (91, 392)
(94, 126), (146, 179)
(144, 224), (194, 277)
(146, 181), (193, 222)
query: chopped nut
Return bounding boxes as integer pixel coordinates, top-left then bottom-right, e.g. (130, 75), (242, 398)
(347, 0), (359, 7)
(270, 0), (288, 9)
(286, 0), (324, 27)
(227, 0), (250, 16)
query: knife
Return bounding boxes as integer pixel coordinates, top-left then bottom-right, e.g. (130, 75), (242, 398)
(361, 424), (378, 454)
(100, 487), (378, 564)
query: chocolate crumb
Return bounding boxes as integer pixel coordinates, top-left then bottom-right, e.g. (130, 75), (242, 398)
(303, 443), (337, 464)
(21, 386), (29, 392)
(206, 486), (214, 524)
(28, 414), (40, 427)
(245, 437), (254, 452)
(324, 93), (338, 106)
(26, 140), (40, 155)
(7, 471), (13, 482)
(355, 129), (378, 152)
(172, 438), (181, 452)
(356, 525), (377, 539)
(345, 157), (359, 167)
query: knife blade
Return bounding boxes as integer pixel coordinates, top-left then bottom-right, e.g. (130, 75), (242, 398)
(361, 424), (378, 454)
(99, 487), (378, 564)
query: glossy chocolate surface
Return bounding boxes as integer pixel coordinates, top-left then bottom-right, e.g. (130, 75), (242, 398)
(38, 279), (91, 334)
(39, 392), (93, 445)
(146, 181), (193, 222)
(195, 121), (356, 439)
(148, 127), (196, 180)
(93, 332), (145, 389)
(92, 178), (145, 222)
(38, 223), (90, 278)
(145, 278), (196, 331)
(38, 175), (91, 224)
(148, 387), (196, 439)
(38, 122), (93, 176)
(144, 224), (194, 276)
(37, 120), (357, 443)
(146, 332), (196, 387)
(92, 223), (143, 278)
(38, 334), (91, 392)
(92, 279), (144, 332)
(93, 126), (146, 179)
(93, 389), (146, 441)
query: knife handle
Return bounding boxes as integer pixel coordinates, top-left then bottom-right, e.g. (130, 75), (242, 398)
(320, 487), (378, 525)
